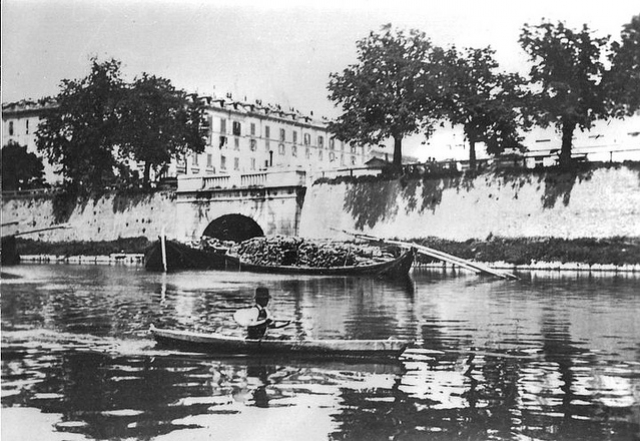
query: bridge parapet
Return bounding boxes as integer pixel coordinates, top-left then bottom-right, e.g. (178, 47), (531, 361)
(178, 169), (308, 193)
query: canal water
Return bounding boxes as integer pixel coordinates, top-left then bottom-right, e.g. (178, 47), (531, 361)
(1, 264), (639, 441)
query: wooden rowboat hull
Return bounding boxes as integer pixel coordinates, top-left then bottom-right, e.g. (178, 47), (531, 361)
(150, 326), (409, 357)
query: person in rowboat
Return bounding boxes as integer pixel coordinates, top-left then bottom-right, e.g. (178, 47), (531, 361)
(245, 287), (290, 339)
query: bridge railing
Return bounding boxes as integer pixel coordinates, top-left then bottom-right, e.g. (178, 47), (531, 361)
(177, 169), (308, 192)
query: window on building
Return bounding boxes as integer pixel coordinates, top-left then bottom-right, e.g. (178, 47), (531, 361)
(206, 116), (213, 144)
(207, 154), (213, 168)
(351, 155), (356, 165)
(232, 121), (241, 136)
(250, 139), (257, 151)
(319, 150), (323, 161)
(303, 133), (310, 145)
(330, 138), (335, 150)
(329, 152), (336, 162)
(234, 138), (240, 150)
(265, 126), (270, 139)
(251, 123), (256, 136)
(318, 136), (324, 148)
(340, 141), (345, 151)
(251, 158), (256, 170)
(280, 128), (286, 142)
(9, 121), (14, 136)
(340, 154), (345, 165)
(192, 154), (199, 166)
(220, 118), (227, 134)
(350, 145), (356, 154)
(26, 120), (29, 135)
(278, 144), (285, 155)
(305, 148), (311, 159)
(292, 145), (297, 157)
(221, 155), (227, 170)
(293, 131), (298, 144)
(234, 157), (240, 171)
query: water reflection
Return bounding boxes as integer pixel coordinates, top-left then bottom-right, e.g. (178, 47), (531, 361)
(2, 264), (639, 440)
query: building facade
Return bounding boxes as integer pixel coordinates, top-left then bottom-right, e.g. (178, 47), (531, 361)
(2, 96), (370, 186)
(2, 99), (60, 183)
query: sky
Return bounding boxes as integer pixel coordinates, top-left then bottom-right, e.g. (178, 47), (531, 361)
(2, 0), (638, 159)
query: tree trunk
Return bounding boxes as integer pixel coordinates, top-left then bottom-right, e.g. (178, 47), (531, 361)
(469, 139), (477, 170)
(392, 135), (403, 171)
(559, 121), (576, 168)
(143, 162), (151, 187)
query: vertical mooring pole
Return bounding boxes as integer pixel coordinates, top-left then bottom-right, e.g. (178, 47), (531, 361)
(161, 226), (167, 273)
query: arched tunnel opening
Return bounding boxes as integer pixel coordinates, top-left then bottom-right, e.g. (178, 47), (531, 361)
(202, 214), (264, 243)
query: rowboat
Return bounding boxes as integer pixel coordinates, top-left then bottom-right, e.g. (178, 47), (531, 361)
(150, 326), (410, 357)
(225, 248), (415, 278)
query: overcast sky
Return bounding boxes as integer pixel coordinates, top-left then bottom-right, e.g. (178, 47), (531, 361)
(2, 0), (638, 158)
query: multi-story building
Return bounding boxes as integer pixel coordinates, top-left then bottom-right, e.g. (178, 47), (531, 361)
(2, 96), (370, 185)
(2, 98), (59, 183)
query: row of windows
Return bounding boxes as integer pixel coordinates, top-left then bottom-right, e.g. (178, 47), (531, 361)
(215, 135), (363, 156)
(214, 117), (341, 148)
(6, 119), (30, 136)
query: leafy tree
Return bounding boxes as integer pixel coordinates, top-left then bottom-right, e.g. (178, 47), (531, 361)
(36, 57), (126, 193)
(519, 21), (611, 168)
(118, 73), (207, 186)
(36, 57), (208, 192)
(1, 141), (46, 191)
(328, 24), (445, 169)
(440, 46), (527, 169)
(606, 14), (640, 117)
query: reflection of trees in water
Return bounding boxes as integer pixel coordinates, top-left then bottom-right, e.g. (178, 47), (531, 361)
(272, 276), (416, 340)
(330, 354), (523, 440)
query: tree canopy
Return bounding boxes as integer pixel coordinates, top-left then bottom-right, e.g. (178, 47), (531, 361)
(36, 57), (207, 192)
(440, 46), (527, 168)
(37, 58), (125, 192)
(118, 73), (207, 185)
(1, 141), (46, 191)
(606, 14), (640, 117)
(327, 24), (445, 168)
(519, 21), (612, 168)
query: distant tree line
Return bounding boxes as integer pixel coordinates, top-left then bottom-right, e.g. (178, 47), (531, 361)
(33, 57), (208, 194)
(328, 15), (640, 170)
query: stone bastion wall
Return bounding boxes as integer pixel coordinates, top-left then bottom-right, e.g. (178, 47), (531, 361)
(3, 165), (639, 243)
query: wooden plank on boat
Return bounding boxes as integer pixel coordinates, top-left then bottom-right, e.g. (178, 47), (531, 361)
(338, 230), (518, 280)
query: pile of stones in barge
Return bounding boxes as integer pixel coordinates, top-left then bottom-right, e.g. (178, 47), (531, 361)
(204, 235), (393, 268)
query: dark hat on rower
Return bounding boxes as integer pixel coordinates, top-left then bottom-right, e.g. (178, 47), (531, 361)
(255, 287), (270, 299)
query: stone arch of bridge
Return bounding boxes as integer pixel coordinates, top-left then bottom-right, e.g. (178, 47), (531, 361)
(202, 213), (264, 242)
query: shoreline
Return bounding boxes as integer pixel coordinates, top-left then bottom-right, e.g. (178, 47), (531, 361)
(13, 253), (640, 273)
(9, 235), (640, 273)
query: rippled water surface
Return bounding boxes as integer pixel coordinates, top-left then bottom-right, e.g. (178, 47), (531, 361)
(2, 264), (639, 440)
